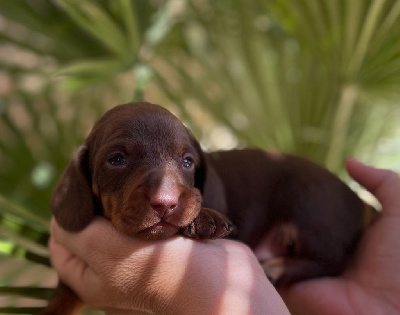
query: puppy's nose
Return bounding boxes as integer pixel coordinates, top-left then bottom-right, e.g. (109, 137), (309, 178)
(150, 193), (179, 218)
(148, 170), (182, 218)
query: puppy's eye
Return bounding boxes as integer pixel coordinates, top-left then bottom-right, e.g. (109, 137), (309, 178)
(183, 155), (195, 169)
(108, 154), (126, 166)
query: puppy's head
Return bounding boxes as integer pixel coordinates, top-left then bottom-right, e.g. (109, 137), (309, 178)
(51, 102), (206, 240)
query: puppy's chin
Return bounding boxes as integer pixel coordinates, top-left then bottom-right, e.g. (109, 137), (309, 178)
(112, 220), (181, 240)
(134, 222), (180, 240)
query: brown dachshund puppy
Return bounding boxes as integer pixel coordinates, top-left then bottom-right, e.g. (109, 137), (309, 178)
(40, 102), (232, 314)
(40, 102), (377, 314)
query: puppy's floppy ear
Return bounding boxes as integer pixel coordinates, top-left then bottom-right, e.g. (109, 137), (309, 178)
(51, 145), (94, 231)
(188, 130), (207, 192)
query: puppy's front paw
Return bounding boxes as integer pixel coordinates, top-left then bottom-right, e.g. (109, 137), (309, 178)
(180, 208), (233, 239)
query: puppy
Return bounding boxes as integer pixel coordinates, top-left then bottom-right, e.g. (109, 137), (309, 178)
(40, 102), (377, 313)
(40, 102), (232, 314)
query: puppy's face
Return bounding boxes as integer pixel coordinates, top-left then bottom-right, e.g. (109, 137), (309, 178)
(51, 102), (205, 240)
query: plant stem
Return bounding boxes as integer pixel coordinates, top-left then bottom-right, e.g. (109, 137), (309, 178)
(325, 84), (358, 172)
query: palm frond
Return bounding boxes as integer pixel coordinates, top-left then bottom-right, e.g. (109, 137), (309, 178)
(1, 0), (400, 311)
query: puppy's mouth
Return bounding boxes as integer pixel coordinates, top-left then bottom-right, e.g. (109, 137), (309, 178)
(105, 188), (202, 240)
(135, 221), (181, 240)
(110, 214), (180, 240)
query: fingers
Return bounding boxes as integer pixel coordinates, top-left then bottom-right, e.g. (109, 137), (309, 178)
(346, 159), (400, 214)
(50, 217), (151, 266)
(48, 236), (85, 282)
(51, 216), (112, 247)
(48, 236), (101, 299)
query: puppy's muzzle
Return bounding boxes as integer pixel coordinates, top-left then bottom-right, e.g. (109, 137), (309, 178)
(146, 169), (181, 219)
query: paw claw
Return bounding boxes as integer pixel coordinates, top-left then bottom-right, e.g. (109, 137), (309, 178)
(222, 221), (231, 231)
(180, 208), (233, 240)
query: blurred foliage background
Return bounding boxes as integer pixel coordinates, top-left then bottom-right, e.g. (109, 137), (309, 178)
(1, 0), (400, 313)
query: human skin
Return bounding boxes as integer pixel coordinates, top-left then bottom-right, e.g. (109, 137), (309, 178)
(49, 159), (400, 314)
(49, 219), (290, 314)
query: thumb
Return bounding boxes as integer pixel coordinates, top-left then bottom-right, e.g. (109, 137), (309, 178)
(346, 158), (400, 213)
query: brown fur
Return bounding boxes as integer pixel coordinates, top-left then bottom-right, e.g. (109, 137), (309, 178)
(39, 102), (377, 314)
(203, 149), (378, 284)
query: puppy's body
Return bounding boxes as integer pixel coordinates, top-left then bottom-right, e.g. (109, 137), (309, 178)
(40, 102), (377, 314)
(204, 149), (373, 284)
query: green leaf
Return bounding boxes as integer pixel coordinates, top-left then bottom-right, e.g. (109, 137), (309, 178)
(110, 0), (141, 53)
(56, 0), (129, 56)
(0, 226), (49, 258)
(0, 286), (53, 300)
(57, 59), (126, 77)
(0, 307), (44, 314)
(0, 195), (49, 231)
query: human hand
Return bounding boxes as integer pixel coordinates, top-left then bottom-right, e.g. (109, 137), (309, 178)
(280, 159), (400, 314)
(49, 218), (289, 314)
